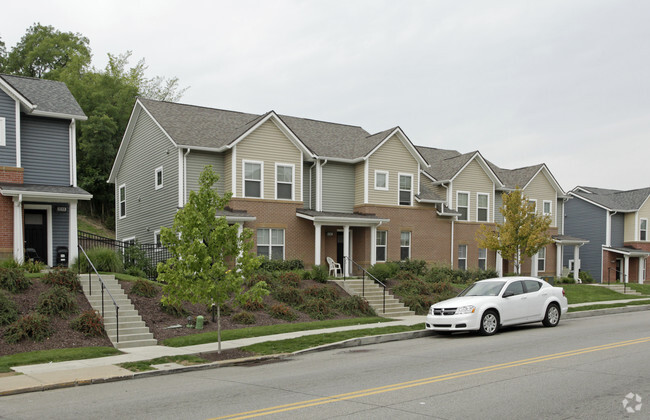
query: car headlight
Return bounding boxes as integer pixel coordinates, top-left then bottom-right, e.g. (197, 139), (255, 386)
(429, 306), (435, 315)
(456, 305), (476, 315)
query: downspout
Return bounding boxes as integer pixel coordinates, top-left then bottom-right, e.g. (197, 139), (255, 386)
(317, 159), (328, 212)
(309, 160), (317, 209)
(183, 149), (191, 206)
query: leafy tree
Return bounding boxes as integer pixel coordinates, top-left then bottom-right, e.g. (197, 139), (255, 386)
(157, 166), (267, 352)
(0, 37), (6, 72)
(475, 189), (552, 274)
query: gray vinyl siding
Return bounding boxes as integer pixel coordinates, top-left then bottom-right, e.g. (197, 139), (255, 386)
(51, 206), (69, 263)
(21, 115), (70, 185)
(0, 90), (16, 166)
(302, 162), (312, 208)
(564, 197), (606, 282)
(186, 151), (225, 198)
(611, 213), (624, 247)
(322, 161), (354, 213)
(494, 193), (504, 223)
(115, 109), (178, 244)
(557, 199), (564, 233)
(310, 165), (317, 210)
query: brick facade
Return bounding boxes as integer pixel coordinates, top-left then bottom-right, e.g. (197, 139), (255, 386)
(0, 167), (23, 260)
(601, 242), (650, 284)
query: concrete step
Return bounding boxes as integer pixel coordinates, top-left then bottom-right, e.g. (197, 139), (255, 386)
(115, 338), (158, 349)
(108, 330), (154, 342)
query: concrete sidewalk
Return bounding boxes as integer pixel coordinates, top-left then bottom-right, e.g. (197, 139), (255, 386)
(2, 301), (650, 397)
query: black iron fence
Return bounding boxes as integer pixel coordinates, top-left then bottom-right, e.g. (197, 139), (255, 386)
(78, 231), (171, 280)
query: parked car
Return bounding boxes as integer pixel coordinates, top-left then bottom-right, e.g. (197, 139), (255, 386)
(425, 277), (568, 336)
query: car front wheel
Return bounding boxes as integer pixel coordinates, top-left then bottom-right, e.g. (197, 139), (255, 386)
(479, 310), (499, 336)
(542, 303), (560, 327)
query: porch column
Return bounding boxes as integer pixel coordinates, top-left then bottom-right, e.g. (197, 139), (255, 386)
(343, 225), (350, 276)
(237, 223), (244, 263)
(370, 225), (377, 265)
(496, 251), (503, 277)
(556, 244), (563, 278)
(624, 255), (630, 284)
(531, 252), (538, 277)
(638, 257), (645, 285)
(573, 245), (581, 283)
(68, 201), (78, 267)
(13, 197), (23, 263)
(314, 223), (321, 266)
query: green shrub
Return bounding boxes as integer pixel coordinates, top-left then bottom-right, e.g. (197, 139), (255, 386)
(336, 295), (376, 316)
(0, 267), (31, 293)
(22, 259), (46, 273)
(75, 247), (123, 273)
(272, 286), (304, 306)
(4, 312), (53, 343)
(432, 281), (454, 294)
(0, 291), (19, 325)
(71, 310), (105, 337)
(395, 270), (418, 281)
(301, 298), (334, 320)
(559, 277), (576, 284)
(367, 262), (399, 282)
(232, 311), (256, 325)
(131, 279), (159, 298)
(42, 268), (81, 292)
(160, 301), (188, 317)
(0, 259), (21, 269)
(37, 286), (78, 317)
(302, 285), (339, 301)
(268, 303), (298, 321)
(277, 272), (301, 288)
(242, 299), (265, 311)
(402, 295), (436, 315)
(259, 258), (304, 272)
(393, 278), (434, 296)
(310, 265), (329, 283)
(123, 242), (154, 278)
(579, 271), (595, 284)
(425, 266), (455, 283)
(394, 259), (428, 276)
(125, 266), (147, 278)
(246, 272), (272, 288)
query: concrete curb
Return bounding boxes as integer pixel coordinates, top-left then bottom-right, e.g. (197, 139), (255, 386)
(565, 304), (650, 319)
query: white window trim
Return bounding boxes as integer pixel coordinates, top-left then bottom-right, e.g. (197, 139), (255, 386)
(155, 166), (164, 190)
(456, 191), (470, 221)
(640, 218), (648, 241)
(374, 170), (389, 191)
(458, 244), (467, 270)
(243, 159), (264, 199)
(275, 163), (295, 201)
(257, 228), (285, 260)
(398, 173), (413, 206)
(543, 200), (552, 216)
(477, 192), (489, 222)
(153, 230), (162, 249)
(118, 184), (126, 219)
(538, 247), (546, 272)
(376, 230), (387, 262)
(478, 248), (487, 270)
(122, 236), (136, 254)
(400, 231), (411, 261)
(529, 199), (537, 214)
(0, 117), (5, 146)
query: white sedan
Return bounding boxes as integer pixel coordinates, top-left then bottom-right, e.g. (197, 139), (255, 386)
(425, 277), (568, 335)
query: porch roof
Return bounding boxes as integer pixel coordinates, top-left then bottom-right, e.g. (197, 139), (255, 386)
(603, 246), (650, 258)
(296, 209), (389, 225)
(552, 234), (589, 246)
(0, 183), (92, 201)
(216, 208), (256, 223)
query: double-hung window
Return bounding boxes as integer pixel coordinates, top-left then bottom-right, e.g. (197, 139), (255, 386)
(477, 193), (489, 222)
(537, 247), (546, 272)
(528, 199), (537, 214)
(118, 184), (126, 219)
(257, 228), (284, 260)
(398, 174), (412, 205)
(640, 218), (648, 241)
(276, 164), (294, 200)
(400, 231), (411, 261)
(376, 231), (387, 262)
(478, 248), (487, 270)
(244, 161), (263, 198)
(155, 166), (163, 190)
(154, 230), (162, 249)
(543, 200), (552, 216)
(458, 244), (467, 270)
(375, 170), (388, 190)
(457, 192), (469, 221)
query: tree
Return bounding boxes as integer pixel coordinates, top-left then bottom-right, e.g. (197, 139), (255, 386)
(475, 189), (552, 274)
(157, 166), (268, 352)
(0, 37), (6, 72)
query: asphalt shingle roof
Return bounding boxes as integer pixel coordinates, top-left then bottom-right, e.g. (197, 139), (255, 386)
(0, 74), (86, 118)
(571, 186), (650, 211)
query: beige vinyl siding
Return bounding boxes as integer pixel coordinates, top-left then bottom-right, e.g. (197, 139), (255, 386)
(452, 159), (493, 222)
(235, 120), (302, 201)
(223, 149), (232, 196)
(302, 162), (311, 206)
(186, 151), (225, 200)
(523, 172), (557, 227)
(354, 162), (365, 205)
(638, 198), (650, 241)
(367, 135), (419, 206)
(624, 213), (636, 242)
(557, 199), (564, 233)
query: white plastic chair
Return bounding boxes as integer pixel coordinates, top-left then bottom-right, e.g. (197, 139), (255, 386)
(326, 256), (342, 277)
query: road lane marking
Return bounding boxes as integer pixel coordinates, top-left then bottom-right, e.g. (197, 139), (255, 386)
(210, 336), (650, 419)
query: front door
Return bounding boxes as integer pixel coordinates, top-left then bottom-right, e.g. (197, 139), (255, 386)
(336, 232), (344, 266)
(615, 259), (623, 282)
(24, 209), (47, 263)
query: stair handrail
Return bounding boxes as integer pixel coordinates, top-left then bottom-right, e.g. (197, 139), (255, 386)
(343, 256), (386, 314)
(78, 244), (120, 343)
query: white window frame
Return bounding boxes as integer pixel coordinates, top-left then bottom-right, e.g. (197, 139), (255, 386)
(374, 170), (389, 191)
(275, 163), (294, 200)
(155, 166), (164, 190)
(457, 191), (470, 221)
(640, 218), (648, 241)
(243, 160), (264, 199)
(528, 199), (537, 214)
(400, 231), (411, 261)
(118, 184), (126, 219)
(543, 200), (552, 216)
(537, 247), (546, 272)
(376, 230), (387, 262)
(257, 228), (285, 260)
(398, 173), (413, 206)
(0, 117), (5, 146)
(123, 236), (136, 247)
(477, 193), (489, 222)
(478, 248), (487, 270)
(458, 244), (467, 270)
(154, 230), (162, 249)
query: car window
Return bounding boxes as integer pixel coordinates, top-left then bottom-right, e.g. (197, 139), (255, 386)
(524, 280), (542, 293)
(459, 281), (506, 296)
(504, 281), (524, 296)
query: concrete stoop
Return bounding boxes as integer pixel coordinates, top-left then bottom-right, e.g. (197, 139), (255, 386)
(332, 278), (415, 317)
(80, 274), (157, 349)
(588, 283), (644, 296)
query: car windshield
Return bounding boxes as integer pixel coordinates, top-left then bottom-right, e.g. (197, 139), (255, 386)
(458, 281), (506, 297)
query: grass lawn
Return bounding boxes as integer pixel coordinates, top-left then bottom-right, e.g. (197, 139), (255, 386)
(628, 283), (650, 295)
(568, 299), (650, 312)
(0, 347), (120, 373)
(561, 284), (649, 304)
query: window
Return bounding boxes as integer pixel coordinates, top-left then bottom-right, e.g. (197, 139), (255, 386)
(478, 248), (487, 270)
(154, 230), (162, 249)
(123, 237), (136, 247)
(641, 218), (648, 241)
(244, 161), (263, 198)
(458, 244), (467, 270)
(257, 228), (284, 260)
(477, 193), (489, 222)
(528, 199), (537, 214)
(276, 164), (294, 200)
(118, 184), (126, 219)
(0, 117), (5, 146)
(155, 166), (163, 190)
(400, 231), (411, 261)
(504, 281), (524, 296)
(398, 174), (412, 205)
(376, 231), (387, 262)
(537, 247), (546, 272)
(524, 280), (542, 293)
(457, 192), (469, 221)
(375, 170), (388, 190)
(543, 200), (552, 216)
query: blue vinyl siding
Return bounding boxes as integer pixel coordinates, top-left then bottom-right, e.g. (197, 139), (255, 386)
(564, 197), (607, 282)
(21, 115), (70, 185)
(52, 206), (69, 262)
(0, 90), (17, 166)
(611, 213), (624, 247)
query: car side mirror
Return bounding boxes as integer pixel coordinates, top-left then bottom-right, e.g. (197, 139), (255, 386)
(502, 291), (514, 298)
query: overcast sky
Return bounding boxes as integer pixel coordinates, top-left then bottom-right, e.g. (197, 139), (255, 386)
(2, 0), (648, 192)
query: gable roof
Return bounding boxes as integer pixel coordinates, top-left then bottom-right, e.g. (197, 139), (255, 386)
(0, 74), (86, 120)
(416, 146), (502, 186)
(570, 186), (650, 212)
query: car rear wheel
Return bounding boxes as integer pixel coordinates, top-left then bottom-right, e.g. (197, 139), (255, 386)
(542, 303), (560, 327)
(479, 310), (499, 336)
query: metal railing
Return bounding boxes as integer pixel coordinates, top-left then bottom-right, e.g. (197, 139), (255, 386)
(78, 244), (120, 343)
(607, 267), (627, 293)
(343, 256), (386, 314)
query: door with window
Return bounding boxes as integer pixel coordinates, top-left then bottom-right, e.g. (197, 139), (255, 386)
(24, 209), (47, 263)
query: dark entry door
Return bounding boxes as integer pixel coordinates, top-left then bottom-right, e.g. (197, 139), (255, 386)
(24, 209), (47, 262)
(615, 259), (623, 282)
(336, 232), (344, 265)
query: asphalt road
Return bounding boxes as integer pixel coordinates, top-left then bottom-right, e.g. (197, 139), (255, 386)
(2, 311), (650, 419)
